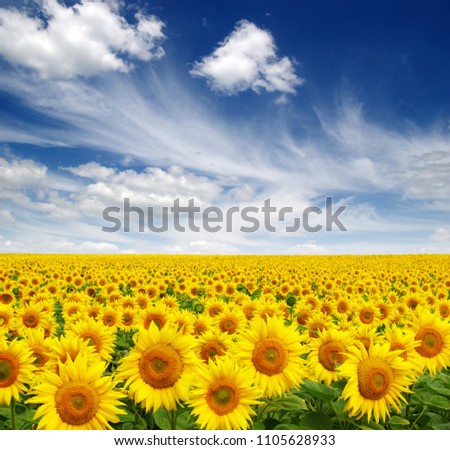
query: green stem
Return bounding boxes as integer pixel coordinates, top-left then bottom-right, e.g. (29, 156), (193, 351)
(170, 409), (177, 430)
(404, 393), (411, 422)
(318, 399), (323, 413)
(10, 398), (16, 430)
(410, 406), (427, 430)
(256, 403), (270, 422)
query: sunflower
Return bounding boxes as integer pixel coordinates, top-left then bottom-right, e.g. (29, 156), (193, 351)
(241, 299), (258, 321)
(69, 318), (116, 362)
(169, 309), (195, 335)
(435, 298), (450, 320)
(294, 303), (314, 326)
(334, 298), (351, 319)
(83, 303), (101, 320)
(255, 295), (285, 320)
(0, 290), (15, 306)
(205, 299), (226, 318)
(305, 312), (334, 338)
(338, 342), (414, 423)
(117, 322), (199, 412)
(307, 328), (355, 385)
(382, 326), (422, 374)
(120, 296), (137, 311)
(14, 303), (50, 336)
(196, 330), (232, 363)
(214, 306), (246, 335)
(232, 316), (306, 398)
(28, 354), (124, 429)
(23, 328), (52, 371)
(48, 334), (98, 373)
(62, 301), (84, 325)
(353, 324), (383, 351)
(0, 305), (14, 334)
(0, 337), (35, 405)
(135, 295), (149, 310)
(138, 303), (170, 330)
(160, 295), (179, 310)
(188, 356), (261, 430)
(100, 306), (119, 332)
(353, 301), (381, 328)
(410, 309), (450, 377)
(192, 314), (214, 337)
(118, 307), (138, 333)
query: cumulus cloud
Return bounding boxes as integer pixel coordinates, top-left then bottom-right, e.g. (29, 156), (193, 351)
(66, 164), (223, 214)
(0, 0), (165, 78)
(1, 155), (225, 225)
(0, 156), (48, 189)
(190, 20), (303, 95)
(63, 161), (116, 181)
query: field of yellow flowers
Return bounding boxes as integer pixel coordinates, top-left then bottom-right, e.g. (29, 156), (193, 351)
(1, 254), (450, 430)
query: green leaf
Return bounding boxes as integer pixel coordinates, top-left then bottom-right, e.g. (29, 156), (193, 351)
(421, 394), (450, 411)
(153, 409), (171, 430)
(122, 421), (137, 430)
(425, 412), (445, 427)
(0, 407), (11, 418)
(274, 423), (300, 430)
(117, 413), (135, 423)
(357, 422), (385, 430)
(389, 416), (410, 426)
(424, 380), (450, 397)
(437, 372), (450, 388)
(265, 393), (308, 411)
(175, 411), (195, 430)
(251, 420), (265, 430)
(301, 379), (339, 401)
(431, 422), (450, 430)
(331, 399), (346, 423)
(297, 412), (333, 430)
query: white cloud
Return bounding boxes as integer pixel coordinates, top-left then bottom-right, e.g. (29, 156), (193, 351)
(0, 237), (119, 253)
(419, 246), (450, 254)
(64, 161), (116, 180)
(189, 240), (236, 254)
(290, 243), (326, 254)
(190, 20), (303, 95)
(317, 99), (450, 203)
(0, 0), (165, 79)
(0, 156), (48, 189)
(404, 150), (450, 200)
(68, 164), (223, 217)
(430, 227), (450, 242)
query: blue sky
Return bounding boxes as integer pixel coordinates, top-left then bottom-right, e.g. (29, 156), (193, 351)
(0, 0), (449, 254)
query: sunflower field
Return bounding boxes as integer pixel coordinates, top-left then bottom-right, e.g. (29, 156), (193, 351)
(1, 254), (450, 431)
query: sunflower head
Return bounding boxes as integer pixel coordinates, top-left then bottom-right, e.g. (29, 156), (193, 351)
(188, 356), (261, 430)
(411, 308), (450, 377)
(117, 322), (199, 412)
(0, 337), (35, 405)
(338, 342), (415, 423)
(28, 353), (125, 429)
(232, 316), (307, 397)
